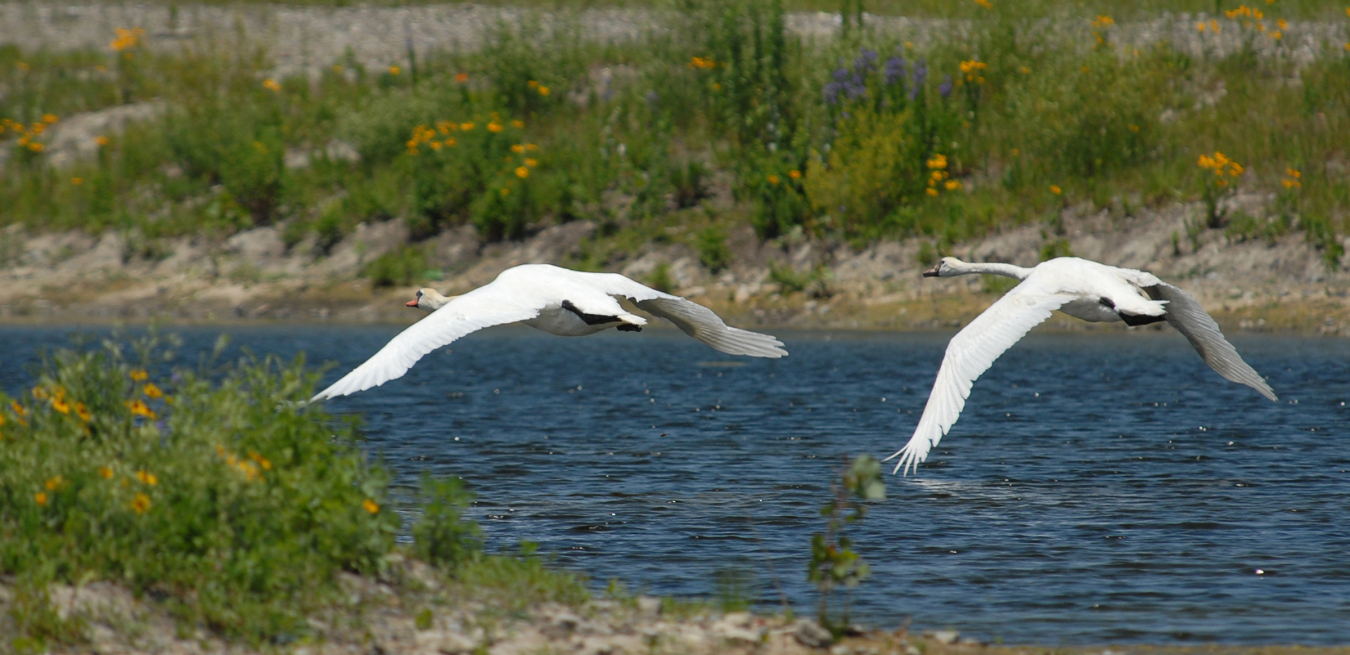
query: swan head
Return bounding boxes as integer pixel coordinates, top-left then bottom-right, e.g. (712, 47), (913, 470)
(407, 288), (454, 312)
(923, 257), (965, 278)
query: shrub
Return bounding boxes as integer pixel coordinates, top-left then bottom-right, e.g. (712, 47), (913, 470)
(695, 226), (732, 273)
(364, 245), (429, 287)
(0, 333), (399, 643)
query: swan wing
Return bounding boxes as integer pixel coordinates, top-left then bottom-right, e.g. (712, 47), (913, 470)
(1146, 282), (1277, 401)
(570, 271), (788, 358)
(886, 286), (1075, 475)
(310, 285), (544, 401)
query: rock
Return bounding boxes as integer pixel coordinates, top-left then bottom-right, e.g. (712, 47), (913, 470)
(928, 629), (960, 645)
(710, 611), (764, 644)
(636, 595), (662, 616)
(958, 635), (985, 646)
(794, 618), (834, 648)
(414, 629), (476, 654)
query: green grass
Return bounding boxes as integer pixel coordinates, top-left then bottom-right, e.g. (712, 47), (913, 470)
(1, 0), (1348, 273)
(0, 331), (588, 650)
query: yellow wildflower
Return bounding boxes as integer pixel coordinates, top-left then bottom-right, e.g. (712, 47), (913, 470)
(249, 451), (273, 470)
(537, 86), (550, 96)
(1277, 18), (1287, 29)
(26, 142), (44, 153)
(130, 493), (151, 514)
(526, 143), (538, 151)
(45, 476), (64, 491)
(443, 138), (456, 147)
(1210, 20), (1220, 32)
(32, 386), (48, 400)
(974, 0), (992, 8)
(388, 65), (401, 75)
(76, 402), (91, 422)
(511, 120), (525, 128)
(515, 166), (530, 179)
(925, 188), (939, 197)
(110, 27), (144, 52)
(1286, 168), (1301, 178)
(12, 401), (27, 417)
(455, 72), (469, 83)
(72, 177), (84, 185)
(525, 158), (538, 167)
(51, 398), (70, 414)
(363, 499), (380, 514)
(945, 179), (962, 191)
(333, 64), (344, 73)
(35, 492), (47, 506)
(1050, 185), (1062, 195)
(788, 170), (801, 179)
(136, 470), (158, 486)
(1197, 21), (1206, 32)
(511, 144), (525, 153)
(238, 460), (260, 481)
(488, 122), (503, 133)
(500, 188), (510, 196)
(461, 122), (475, 131)
(527, 80), (539, 88)
(99, 466), (114, 479)
(927, 154), (948, 170)
(129, 368), (148, 382)
(42, 114), (58, 124)
(143, 383), (164, 399)
(263, 78), (282, 92)
(127, 399), (156, 419)
(95, 135), (110, 147)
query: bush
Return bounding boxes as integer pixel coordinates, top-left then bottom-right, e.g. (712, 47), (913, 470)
(364, 245), (429, 287)
(0, 333), (399, 643)
(696, 226), (732, 273)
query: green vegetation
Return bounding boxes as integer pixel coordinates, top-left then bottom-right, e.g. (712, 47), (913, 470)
(809, 454), (885, 637)
(1, 0), (1348, 278)
(0, 333), (586, 650)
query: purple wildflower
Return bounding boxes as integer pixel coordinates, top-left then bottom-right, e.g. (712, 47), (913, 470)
(883, 56), (907, 87)
(938, 74), (953, 99)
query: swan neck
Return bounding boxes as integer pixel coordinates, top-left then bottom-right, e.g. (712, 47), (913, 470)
(956, 262), (1030, 280)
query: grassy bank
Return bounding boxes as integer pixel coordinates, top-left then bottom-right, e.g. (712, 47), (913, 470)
(2, 0), (1348, 286)
(0, 332), (586, 650)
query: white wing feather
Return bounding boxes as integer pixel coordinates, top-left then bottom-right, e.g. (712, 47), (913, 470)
(310, 285), (544, 402)
(571, 271), (788, 358)
(886, 286), (1074, 475)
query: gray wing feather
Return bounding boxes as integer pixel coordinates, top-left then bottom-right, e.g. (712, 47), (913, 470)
(1146, 283), (1277, 401)
(571, 270), (787, 358)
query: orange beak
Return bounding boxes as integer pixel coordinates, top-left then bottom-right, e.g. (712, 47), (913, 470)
(406, 299), (419, 307)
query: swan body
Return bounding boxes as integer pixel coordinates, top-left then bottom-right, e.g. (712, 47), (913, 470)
(312, 264), (787, 401)
(888, 256), (1277, 475)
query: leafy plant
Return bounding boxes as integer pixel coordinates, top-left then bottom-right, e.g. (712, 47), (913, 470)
(364, 245), (429, 287)
(808, 455), (885, 637)
(412, 474), (482, 569)
(696, 226), (732, 274)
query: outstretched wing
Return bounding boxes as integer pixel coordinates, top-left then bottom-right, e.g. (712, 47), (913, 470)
(310, 284), (543, 402)
(1145, 282), (1277, 401)
(572, 270), (788, 358)
(886, 286), (1074, 475)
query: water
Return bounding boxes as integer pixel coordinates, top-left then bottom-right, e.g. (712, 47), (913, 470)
(2, 325), (1348, 644)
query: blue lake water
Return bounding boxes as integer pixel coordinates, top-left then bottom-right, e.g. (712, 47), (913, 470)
(1, 325), (1347, 644)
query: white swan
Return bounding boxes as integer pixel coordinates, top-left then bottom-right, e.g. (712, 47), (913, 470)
(888, 256), (1277, 475)
(311, 264), (787, 401)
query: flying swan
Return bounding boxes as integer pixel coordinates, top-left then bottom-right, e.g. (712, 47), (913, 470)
(888, 256), (1277, 475)
(311, 264), (787, 401)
